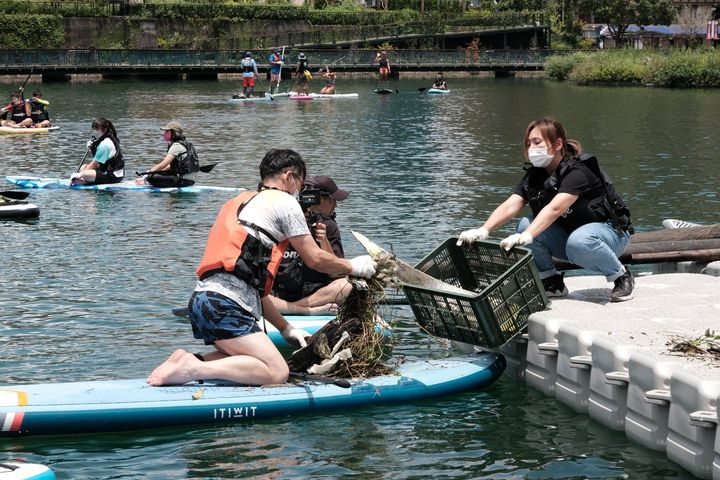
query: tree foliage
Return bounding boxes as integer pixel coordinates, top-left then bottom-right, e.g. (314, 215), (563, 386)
(577, 0), (676, 47)
(0, 14), (64, 48)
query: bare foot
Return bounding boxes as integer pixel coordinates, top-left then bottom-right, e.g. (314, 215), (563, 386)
(146, 349), (202, 386)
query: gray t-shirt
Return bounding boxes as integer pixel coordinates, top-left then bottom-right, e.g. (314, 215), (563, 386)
(168, 142), (187, 159)
(195, 189), (310, 320)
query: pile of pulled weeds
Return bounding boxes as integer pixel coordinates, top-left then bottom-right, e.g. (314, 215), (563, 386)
(287, 251), (400, 378)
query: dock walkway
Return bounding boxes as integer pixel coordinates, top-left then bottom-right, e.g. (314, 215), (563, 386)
(486, 265), (720, 479)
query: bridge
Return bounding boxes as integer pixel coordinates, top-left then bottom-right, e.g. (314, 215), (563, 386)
(0, 48), (562, 79)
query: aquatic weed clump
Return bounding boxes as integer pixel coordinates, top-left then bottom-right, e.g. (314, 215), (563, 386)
(286, 252), (399, 378)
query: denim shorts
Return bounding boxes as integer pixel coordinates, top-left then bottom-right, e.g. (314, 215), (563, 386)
(188, 290), (262, 345)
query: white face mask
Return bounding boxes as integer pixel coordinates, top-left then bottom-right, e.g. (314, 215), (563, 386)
(292, 190), (300, 201)
(527, 147), (554, 168)
(92, 129), (102, 138)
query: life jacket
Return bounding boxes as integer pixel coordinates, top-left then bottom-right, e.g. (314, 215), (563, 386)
(196, 190), (290, 297)
(6, 101), (28, 122)
(90, 134), (124, 174)
(378, 56), (388, 68)
(27, 98), (48, 121)
(526, 154), (633, 235)
(167, 140), (199, 175)
(241, 57), (255, 73)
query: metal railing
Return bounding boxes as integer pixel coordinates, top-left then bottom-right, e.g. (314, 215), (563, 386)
(0, 48), (572, 72)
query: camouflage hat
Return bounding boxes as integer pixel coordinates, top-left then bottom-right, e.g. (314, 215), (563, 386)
(160, 121), (183, 133)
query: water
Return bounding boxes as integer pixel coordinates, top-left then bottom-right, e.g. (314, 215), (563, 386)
(2, 76), (716, 479)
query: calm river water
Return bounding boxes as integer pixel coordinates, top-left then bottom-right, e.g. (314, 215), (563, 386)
(1, 75), (717, 479)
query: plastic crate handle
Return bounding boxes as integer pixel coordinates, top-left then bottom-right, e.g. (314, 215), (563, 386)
(645, 389), (671, 406)
(569, 355), (592, 369)
(605, 371), (629, 386)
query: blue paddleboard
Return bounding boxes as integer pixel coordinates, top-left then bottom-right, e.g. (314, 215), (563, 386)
(6, 176), (243, 193)
(0, 353), (505, 437)
(427, 88), (450, 94)
(0, 462), (55, 480)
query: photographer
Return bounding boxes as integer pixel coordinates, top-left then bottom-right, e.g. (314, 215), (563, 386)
(270, 175), (351, 315)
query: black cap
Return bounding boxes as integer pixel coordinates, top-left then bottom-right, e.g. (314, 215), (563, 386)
(304, 175), (349, 201)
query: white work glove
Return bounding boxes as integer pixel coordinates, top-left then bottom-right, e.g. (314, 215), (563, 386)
(69, 172), (83, 181)
(500, 232), (534, 251)
(86, 140), (93, 149)
(456, 227), (489, 247)
(349, 255), (377, 279)
(281, 326), (311, 348)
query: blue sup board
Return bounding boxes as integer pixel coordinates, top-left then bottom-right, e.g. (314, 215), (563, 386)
(427, 88), (450, 94)
(0, 353), (505, 437)
(0, 462), (55, 480)
(6, 176), (243, 193)
(252, 314), (339, 347)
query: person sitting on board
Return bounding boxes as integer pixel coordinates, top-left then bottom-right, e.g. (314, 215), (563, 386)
(319, 67), (336, 95)
(456, 117), (636, 302)
(268, 48), (284, 95)
(295, 52), (311, 95)
(25, 89), (51, 128)
(375, 51), (391, 82)
(240, 51), (259, 98)
(270, 175), (352, 315)
(432, 73), (447, 90)
(0, 90), (33, 128)
(135, 121), (199, 188)
(146, 149), (377, 387)
(70, 117), (125, 186)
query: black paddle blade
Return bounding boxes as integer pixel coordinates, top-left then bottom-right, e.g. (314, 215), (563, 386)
(418, 87), (428, 92)
(0, 190), (30, 200)
(198, 163), (218, 173)
(172, 307), (189, 317)
(289, 372), (351, 388)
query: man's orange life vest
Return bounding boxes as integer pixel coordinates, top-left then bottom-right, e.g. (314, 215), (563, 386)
(196, 190), (289, 297)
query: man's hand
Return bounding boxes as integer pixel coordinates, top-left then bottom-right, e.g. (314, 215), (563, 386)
(281, 326), (311, 348)
(349, 255), (377, 279)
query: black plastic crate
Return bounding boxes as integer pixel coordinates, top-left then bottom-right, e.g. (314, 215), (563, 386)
(403, 239), (549, 349)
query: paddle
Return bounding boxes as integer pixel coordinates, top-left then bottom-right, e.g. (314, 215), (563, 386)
(137, 162), (218, 177)
(75, 146), (91, 174)
(19, 69), (33, 92)
(289, 371), (351, 388)
(418, 87), (428, 92)
(0, 190), (30, 200)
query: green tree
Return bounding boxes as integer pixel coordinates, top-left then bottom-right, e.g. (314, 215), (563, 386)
(577, 0), (676, 47)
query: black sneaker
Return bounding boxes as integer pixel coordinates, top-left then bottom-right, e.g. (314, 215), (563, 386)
(542, 273), (568, 298)
(611, 269), (635, 302)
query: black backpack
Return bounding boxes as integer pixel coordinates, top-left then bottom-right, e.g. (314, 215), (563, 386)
(574, 154), (634, 235)
(177, 141), (200, 175)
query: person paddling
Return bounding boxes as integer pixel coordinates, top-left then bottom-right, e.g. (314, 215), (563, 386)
(268, 48), (284, 95)
(136, 121), (199, 188)
(319, 67), (336, 95)
(432, 72), (447, 90)
(0, 90), (32, 128)
(70, 117), (124, 186)
(26, 90), (51, 128)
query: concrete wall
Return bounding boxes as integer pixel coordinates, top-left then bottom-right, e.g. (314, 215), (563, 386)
(62, 17), (312, 49)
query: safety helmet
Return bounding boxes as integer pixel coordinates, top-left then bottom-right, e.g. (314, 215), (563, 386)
(298, 52), (306, 60)
(245, 51), (252, 58)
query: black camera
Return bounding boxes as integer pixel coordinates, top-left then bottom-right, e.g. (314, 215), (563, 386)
(299, 188), (323, 211)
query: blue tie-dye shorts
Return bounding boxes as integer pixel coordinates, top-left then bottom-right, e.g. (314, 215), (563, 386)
(188, 290), (262, 345)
